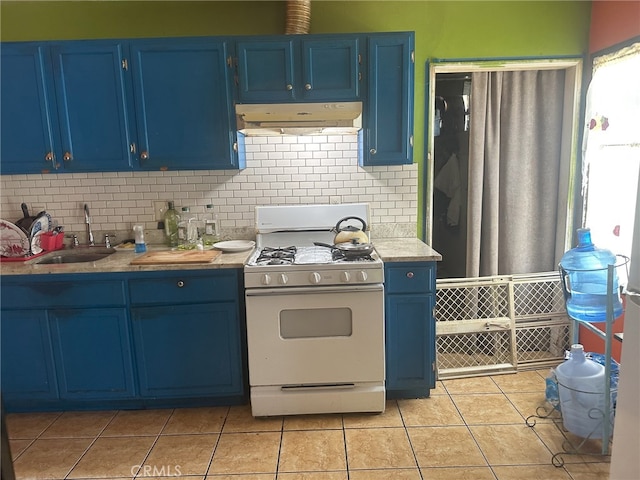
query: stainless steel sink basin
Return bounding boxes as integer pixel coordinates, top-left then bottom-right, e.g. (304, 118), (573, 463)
(34, 247), (116, 264)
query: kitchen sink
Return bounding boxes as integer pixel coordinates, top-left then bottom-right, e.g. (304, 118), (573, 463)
(34, 247), (116, 264)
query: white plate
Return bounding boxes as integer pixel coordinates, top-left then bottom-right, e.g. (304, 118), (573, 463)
(30, 212), (51, 238)
(213, 240), (256, 252)
(0, 219), (30, 257)
(31, 230), (44, 255)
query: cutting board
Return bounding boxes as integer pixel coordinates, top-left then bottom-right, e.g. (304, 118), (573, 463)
(130, 249), (222, 265)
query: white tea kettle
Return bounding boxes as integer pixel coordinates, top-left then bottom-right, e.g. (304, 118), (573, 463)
(332, 216), (369, 244)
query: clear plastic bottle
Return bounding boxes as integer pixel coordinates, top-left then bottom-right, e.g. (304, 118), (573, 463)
(201, 204), (219, 247)
(132, 224), (147, 254)
(559, 228), (623, 322)
(163, 201), (180, 248)
(555, 344), (608, 438)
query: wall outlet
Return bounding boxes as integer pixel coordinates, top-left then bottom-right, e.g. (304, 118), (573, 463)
(330, 196), (342, 204)
(154, 201), (167, 221)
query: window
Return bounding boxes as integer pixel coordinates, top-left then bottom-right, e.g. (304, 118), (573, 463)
(582, 42), (640, 280)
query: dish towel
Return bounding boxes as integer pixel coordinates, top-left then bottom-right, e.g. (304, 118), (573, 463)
(434, 153), (461, 227)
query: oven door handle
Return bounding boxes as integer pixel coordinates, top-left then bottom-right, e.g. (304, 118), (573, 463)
(245, 284), (383, 296)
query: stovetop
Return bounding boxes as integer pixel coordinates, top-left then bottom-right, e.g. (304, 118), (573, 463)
(248, 245), (377, 266)
(244, 245), (383, 288)
(245, 203), (382, 288)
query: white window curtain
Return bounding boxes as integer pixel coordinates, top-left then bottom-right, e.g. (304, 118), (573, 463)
(582, 42), (640, 264)
(466, 69), (567, 277)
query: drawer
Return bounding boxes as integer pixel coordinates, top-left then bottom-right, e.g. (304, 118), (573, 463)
(129, 271), (237, 305)
(1, 279), (126, 309)
(385, 262), (436, 294)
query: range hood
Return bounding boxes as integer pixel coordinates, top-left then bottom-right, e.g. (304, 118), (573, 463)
(236, 102), (362, 136)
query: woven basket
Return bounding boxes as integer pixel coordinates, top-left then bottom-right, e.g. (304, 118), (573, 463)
(285, 0), (311, 34)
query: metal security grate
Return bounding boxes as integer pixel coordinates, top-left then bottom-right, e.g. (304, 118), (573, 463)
(435, 276), (517, 379)
(435, 272), (572, 379)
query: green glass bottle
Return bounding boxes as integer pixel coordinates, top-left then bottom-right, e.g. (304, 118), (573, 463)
(163, 201), (180, 247)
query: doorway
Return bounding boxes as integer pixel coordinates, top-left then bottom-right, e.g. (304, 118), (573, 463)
(432, 73), (470, 278)
(426, 59), (583, 279)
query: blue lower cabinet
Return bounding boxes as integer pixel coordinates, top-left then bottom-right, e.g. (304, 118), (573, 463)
(385, 294), (435, 397)
(1, 310), (58, 403)
(0, 269), (246, 411)
(131, 302), (242, 398)
(384, 261), (436, 398)
(49, 308), (135, 400)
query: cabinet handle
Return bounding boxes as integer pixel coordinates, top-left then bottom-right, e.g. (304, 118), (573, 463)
(286, 84), (293, 91)
(304, 83), (312, 90)
(406, 272), (414, 278)
(140, 151), (149, 160)
(63, 152), (72, 162)
(370, 148), (376, 155)
(45, 152), (54, 162)
(177, 280), (185, 288)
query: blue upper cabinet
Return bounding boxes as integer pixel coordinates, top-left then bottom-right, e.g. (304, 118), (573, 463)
(0, 44), (60, 174)
(236, 39), (295, 102)
(300, 37), (360, 101)
(50, 42), (134, 172)
(236, 36), (360, 103)
(1, 41), (134, 174)
(130, 38), (239, 170)
(362, 32), (415, 166)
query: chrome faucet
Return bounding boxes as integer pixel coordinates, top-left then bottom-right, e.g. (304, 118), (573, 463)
(84, 203), (95, 246)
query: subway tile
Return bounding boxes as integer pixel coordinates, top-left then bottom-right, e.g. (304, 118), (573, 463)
(1, 134), (417, 235)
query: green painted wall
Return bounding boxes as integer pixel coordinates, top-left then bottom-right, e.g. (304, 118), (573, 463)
(0, 1), (592, 236)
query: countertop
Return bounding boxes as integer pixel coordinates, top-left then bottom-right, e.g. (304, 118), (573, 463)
(373, 237), (442, 263)
(0, 238), (441, 276)
(0, 245), (252, 276)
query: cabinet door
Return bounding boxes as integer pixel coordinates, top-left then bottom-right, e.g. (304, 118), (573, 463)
(131, 303), (242, 398)
(363, 33), (414, 166)
(0, 310), (58, 402)
(236, 40), (295, 102)
(49, 308), (135, 399)
(50, 42), (134, 172)
(301, 38), (360, 101)
(385, 293), (435, 395)
(130, 39), (237, 170)
(0, 44), (59, 174)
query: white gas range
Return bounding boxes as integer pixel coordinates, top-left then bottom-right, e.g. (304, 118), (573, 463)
(244, 203), (385, 417)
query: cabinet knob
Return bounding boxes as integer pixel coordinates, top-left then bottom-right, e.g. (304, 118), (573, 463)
(370, 148), (376, 155)
(140, 151), (149, 160)
(304, 83), (312, 90)
(45, 152), (54, 162)
(63, 152), (72, 162)
(406, 272), (414, 278)
(177, 280), (185, 288)
(286, 84), (293, 91)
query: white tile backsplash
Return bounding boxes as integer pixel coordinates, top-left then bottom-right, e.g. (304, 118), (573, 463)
(0, 134), (417, 244)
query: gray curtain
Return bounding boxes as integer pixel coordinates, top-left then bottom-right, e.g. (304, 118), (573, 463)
(467, 69), (566, 277)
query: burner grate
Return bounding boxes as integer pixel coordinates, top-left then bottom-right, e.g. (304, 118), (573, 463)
(256, 246), (297, 265)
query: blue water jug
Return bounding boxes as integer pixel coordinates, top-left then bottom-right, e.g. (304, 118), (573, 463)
(559, 228), (623, 323)
(555, 344), (609, 439)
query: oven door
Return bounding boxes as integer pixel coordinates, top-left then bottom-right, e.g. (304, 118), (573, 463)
(245, 284), (385, 387)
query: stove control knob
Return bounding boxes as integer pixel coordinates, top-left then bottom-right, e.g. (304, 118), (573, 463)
(310, 272), (322, 284)
(279, 273), (289, 285)
(340, 271), (351, 283)
(261, 274), (272, 286)
(357, 271), (368, 282)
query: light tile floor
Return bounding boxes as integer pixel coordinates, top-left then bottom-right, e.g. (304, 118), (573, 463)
(6, 370), (612, 480)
